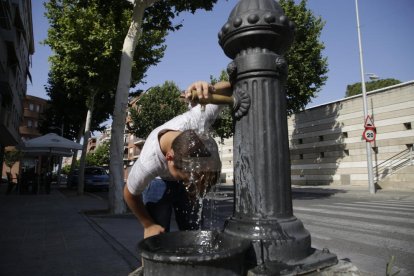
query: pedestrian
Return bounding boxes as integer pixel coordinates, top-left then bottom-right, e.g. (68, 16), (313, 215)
(124, 80), (231, 239)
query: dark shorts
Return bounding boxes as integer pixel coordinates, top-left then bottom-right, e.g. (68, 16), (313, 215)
(142, 178), (202, 232)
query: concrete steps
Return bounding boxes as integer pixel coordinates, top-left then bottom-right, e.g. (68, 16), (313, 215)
(377, 164), (414, 190)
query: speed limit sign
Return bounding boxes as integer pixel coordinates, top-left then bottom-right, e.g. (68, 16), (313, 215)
(363, 128), (376, 142)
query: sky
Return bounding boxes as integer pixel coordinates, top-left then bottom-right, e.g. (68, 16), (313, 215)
(28, 0), (414, 109)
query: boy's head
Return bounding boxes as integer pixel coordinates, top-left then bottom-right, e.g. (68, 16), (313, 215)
(168, 130), (221, 199)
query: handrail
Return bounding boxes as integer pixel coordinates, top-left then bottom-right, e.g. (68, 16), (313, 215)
(374, 146), (413, 182)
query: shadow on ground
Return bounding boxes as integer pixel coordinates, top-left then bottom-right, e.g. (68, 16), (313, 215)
(292, 187), (347, 200)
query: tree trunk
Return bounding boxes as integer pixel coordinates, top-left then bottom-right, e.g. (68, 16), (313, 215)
(109, 0), (157, 214)
(78, 102), (94, 195)
(68, 121), (85, 188)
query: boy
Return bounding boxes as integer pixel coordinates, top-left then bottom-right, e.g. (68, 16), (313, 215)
(124, 81), (231, 239)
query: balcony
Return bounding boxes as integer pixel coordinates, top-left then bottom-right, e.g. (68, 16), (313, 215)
(132, 137), (145, 146)
(0, 0), (13, 29)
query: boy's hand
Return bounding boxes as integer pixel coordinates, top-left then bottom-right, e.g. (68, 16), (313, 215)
(185, 81), (215, 102)
(143, 224), (165, 239)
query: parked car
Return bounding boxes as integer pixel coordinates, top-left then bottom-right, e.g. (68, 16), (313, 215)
(68, 166), (109, 191)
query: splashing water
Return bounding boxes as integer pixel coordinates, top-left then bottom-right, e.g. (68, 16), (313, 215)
(183, 127), (222, 231)
(198, 105), (207, 137)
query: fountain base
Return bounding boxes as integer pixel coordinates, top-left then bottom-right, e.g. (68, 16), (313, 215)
(247, 248), (338, 275)
(138, 230), (252, 276)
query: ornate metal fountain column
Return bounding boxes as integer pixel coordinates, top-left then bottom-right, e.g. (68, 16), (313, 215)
(219, 0), (336, 273)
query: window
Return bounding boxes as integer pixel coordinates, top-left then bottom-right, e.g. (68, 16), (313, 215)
(34, 121), (38, 128)
(344, 149), (349, 156)
(299, 154), (304, 160)
(404, 122), (412, 130)
(319, 135), (324, 142)
(298, 138), (303, 144)
(36, 105), (40, 112)
(29, 103), (34, 111)
(319, 152), (324, 158)
(342, 132), (348, 138)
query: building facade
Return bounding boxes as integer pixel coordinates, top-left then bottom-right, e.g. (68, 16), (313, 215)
(217, 81), (414, 189)
(288, 81), (414, 188)
(0, 0), (34, 147)
(19, 95), (46, 141)
(0, 0), (34, 179)
(2, 94), (47, 181)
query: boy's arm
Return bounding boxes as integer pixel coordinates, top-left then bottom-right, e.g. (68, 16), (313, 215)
(123, 185), (165, 238)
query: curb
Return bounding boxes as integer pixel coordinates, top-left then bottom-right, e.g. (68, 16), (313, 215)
(82, 213), (140, 270)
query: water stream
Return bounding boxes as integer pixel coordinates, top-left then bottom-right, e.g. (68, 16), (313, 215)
(184, 104), (222, 231)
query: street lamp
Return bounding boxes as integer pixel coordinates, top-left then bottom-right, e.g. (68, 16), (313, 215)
(366, 73), (379, 81)
(355, 0), (375, 194)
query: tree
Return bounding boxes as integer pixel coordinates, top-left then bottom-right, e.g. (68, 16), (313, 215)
(4, 150), (22, 173)
(198, 1), (328, 142)
(209, 70), (233, 143)
(109, 0), (218, 214)
(44, 0), (169, 195)
(129, 81), (187, 139)
(280, 0), (328, 114)
(345, 78), (401, 97)
(86, 142), (111, 167)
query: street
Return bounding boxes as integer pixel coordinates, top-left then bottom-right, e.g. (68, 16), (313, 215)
(293, 194), (414, 276)
(202, 188), (414, 276)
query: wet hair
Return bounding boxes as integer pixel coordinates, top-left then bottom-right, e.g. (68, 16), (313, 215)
(172, 130), (221, 199)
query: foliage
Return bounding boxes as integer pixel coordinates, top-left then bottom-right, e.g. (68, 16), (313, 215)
(4, 150), (22, 171)
(129, 81), (187, 139)
(61, 164), (72, 175)
(86, 142), (110, 166)
(42, 0), (169, 136)
(203, 0), (329, 141)
(280, 0), (328, 114)
(345, 78), (402, 97)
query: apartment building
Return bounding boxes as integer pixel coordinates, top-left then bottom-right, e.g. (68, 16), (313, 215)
(20, 95), (46, 141)
(0, 0), (34, 146)
(0, 0), (34, 174)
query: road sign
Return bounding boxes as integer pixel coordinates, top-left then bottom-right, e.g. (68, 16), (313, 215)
(364, 115), (375, 128)
(363, 128), (376, 142)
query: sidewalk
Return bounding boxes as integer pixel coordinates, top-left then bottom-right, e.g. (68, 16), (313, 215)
(0, 185), (140, 276)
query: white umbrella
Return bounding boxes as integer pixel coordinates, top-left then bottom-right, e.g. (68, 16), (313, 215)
(18, 133), (83, 192)
(23, 133), (83, 153)
(21, 147), (74, 157)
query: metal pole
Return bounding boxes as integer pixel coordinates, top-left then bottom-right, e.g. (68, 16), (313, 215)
(355, 0), (375, 194)
(57, 123), (64, 187)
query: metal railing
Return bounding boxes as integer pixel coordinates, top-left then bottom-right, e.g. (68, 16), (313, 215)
(374, 147), (414, 182)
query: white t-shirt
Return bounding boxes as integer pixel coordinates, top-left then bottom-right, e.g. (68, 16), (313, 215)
(126, 104), (221, 195)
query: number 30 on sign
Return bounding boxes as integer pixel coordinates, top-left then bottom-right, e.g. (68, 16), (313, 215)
(363, 128), (376, 142)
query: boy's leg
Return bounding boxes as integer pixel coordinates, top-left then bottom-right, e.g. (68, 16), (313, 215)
(172, 182), (203, 231)
(143, 179), (173, 232)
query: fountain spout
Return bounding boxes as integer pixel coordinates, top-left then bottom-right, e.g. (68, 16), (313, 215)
(186, 81), (234, 106)
(184, 81), (251, 119)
